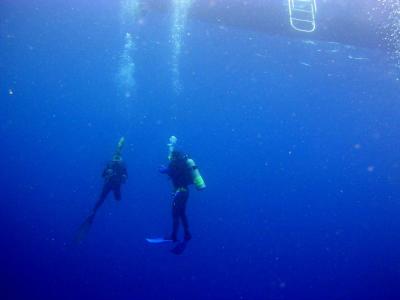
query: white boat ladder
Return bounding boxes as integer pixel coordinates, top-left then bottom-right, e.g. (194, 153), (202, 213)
(288, 0), (317, 33)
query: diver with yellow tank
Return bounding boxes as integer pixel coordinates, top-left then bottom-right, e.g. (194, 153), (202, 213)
(159, 136), (206, 242)
(75, 137), (128, 243)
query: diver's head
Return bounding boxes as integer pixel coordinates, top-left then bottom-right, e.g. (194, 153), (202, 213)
(112, 154), (123, 162)
(170, 150), (187, 162)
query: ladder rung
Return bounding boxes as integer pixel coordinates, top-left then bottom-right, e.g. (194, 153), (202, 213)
(292, 8), (313, 14)
(291, 18), (314, 23)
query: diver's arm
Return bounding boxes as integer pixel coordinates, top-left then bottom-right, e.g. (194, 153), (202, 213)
(159, 165), (170, 174)
(102, 163), (114, 179)
(102, 165), (108, 177)
(121, 164), (128, 182)
(121, 162), (128, 177)
(167, 136), (177, 160)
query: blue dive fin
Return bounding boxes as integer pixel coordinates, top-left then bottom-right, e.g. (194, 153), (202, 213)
(146, 237), (173, 244)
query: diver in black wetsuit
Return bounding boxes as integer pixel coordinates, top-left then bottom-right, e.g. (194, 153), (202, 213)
(160, 150), (192, 242)
(92, 154), (128, 215)
(158, 136), (206, 244)
(75, 138), (127, 243)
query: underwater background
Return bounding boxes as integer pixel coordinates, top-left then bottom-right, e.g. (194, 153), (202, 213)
(1, 1), (400, 299)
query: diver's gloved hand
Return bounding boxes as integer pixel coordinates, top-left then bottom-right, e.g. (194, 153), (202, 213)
(121, 174), (127, 183)
(168, 136), (177, 147)
(103, 169), (114, 179)
(159, 165), (168, 174)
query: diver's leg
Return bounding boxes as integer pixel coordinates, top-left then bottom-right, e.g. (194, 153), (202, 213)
(93, 183), (110, 214)
(179, 190), (191, 240)
(74, 182), (110, 243)
(171, 192), (180, 242)
(113, 185), (122, 201)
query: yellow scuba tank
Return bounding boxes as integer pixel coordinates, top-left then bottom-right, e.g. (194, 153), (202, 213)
(186, 158), (206, 190)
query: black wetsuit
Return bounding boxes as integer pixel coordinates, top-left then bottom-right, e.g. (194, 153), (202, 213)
(164, 156), (192, 241)
(93, 160), (127, 213)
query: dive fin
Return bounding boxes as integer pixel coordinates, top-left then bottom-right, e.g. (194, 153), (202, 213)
(74, 214), (95, 244)
(146, 237), (173, 244)
(170, 241), (188, 255)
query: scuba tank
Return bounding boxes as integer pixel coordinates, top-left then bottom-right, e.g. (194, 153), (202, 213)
(186, 158), (206, 190)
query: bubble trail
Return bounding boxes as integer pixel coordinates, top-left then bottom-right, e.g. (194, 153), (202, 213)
(117, 0), (140, 99)
(376, 0), (400, 68)
(171, 0), (193, 94)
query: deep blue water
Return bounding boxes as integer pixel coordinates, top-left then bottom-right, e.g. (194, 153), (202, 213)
(1, 1), (400, 300)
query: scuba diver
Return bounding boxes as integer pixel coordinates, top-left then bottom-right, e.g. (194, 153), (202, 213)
(159, 136), (206, 243)
(93, 154), (127, 214)
(75, 137), (127, 243)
